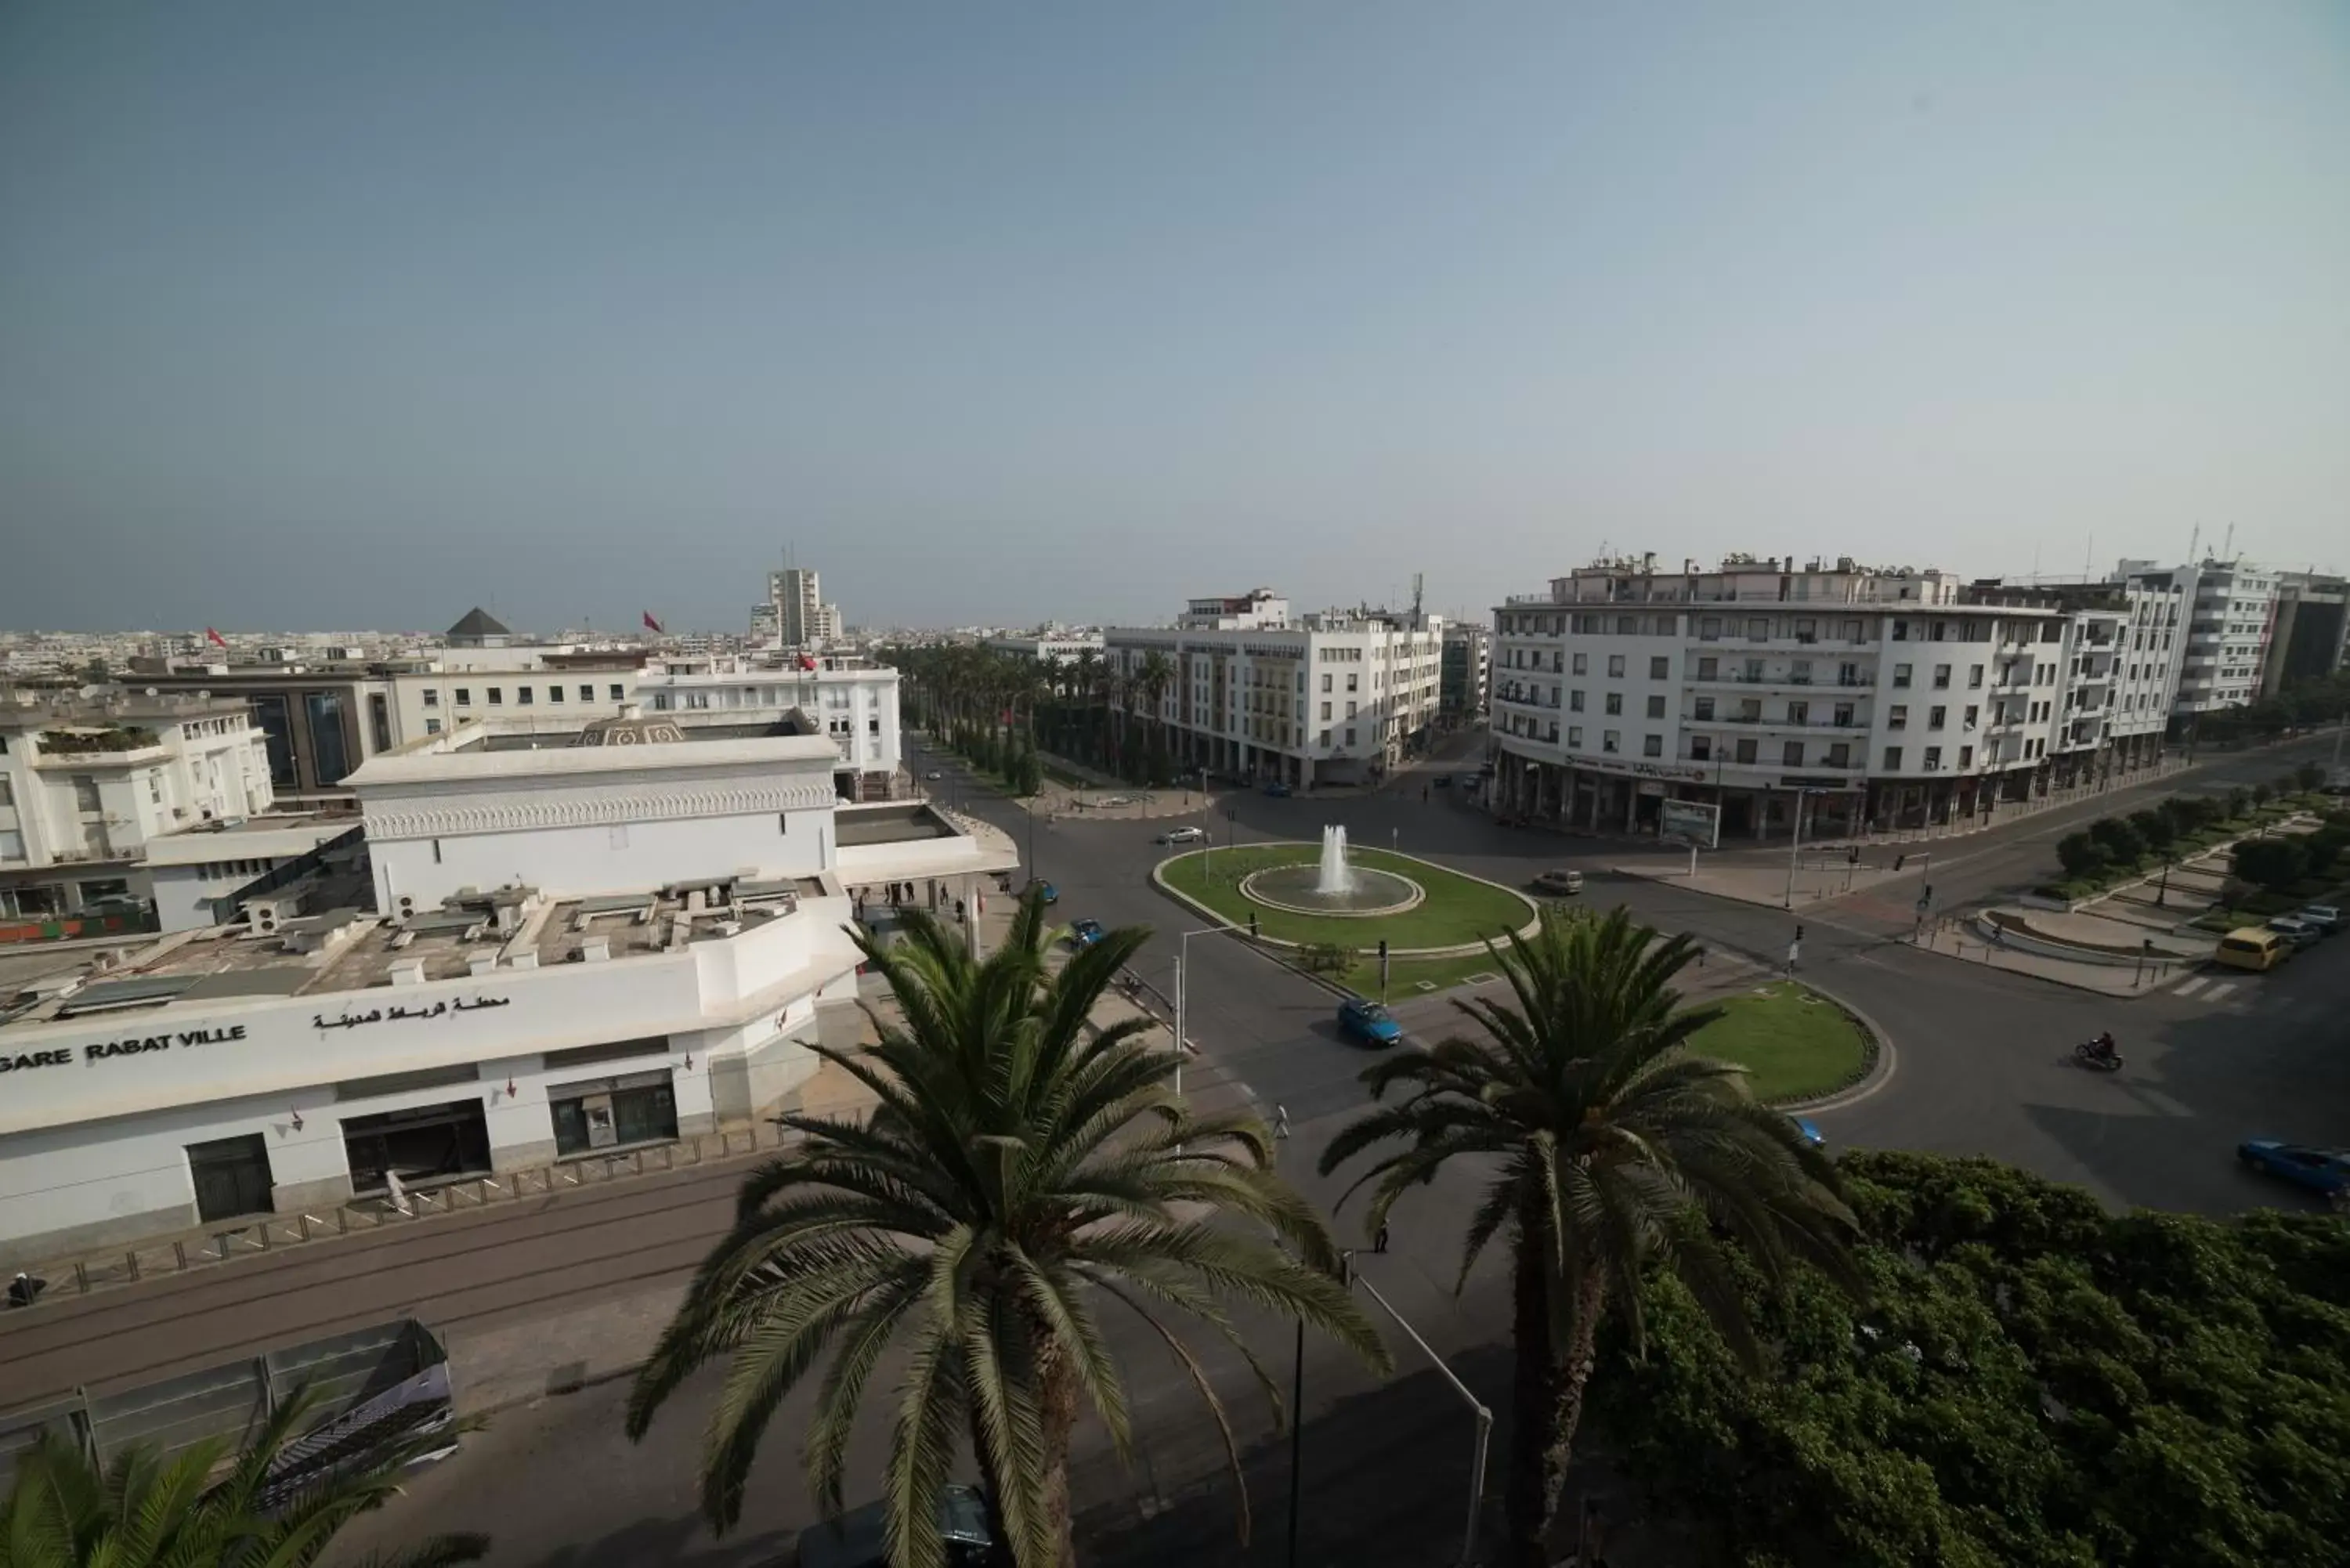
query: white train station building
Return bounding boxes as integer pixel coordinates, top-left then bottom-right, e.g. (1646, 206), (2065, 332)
(0, 710), (1015, 1265)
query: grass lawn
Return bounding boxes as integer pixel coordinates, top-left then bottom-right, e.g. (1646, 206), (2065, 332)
(1687, 981), (1872, 1103)
(1331, 948), (1510, 1001)
(1160, 843), (1535, 951)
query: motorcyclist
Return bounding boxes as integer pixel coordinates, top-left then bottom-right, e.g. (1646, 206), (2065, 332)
(2089, 1031), (2120, 1064)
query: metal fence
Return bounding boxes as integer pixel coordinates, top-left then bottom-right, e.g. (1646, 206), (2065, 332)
(0, 1317), (449, 1495)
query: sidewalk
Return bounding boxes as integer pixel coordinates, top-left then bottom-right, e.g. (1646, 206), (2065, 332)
(1611, 851), (1917, 912)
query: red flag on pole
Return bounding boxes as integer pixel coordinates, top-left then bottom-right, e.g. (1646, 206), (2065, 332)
(642, 611), (663, 634)
(798, 654), (816, 671)
(205, 627), (227, 648)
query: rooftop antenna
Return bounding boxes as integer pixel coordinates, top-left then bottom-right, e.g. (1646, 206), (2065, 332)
(2084, 533), (2094, 584)
(2222, 522), (2235, 561)
(1411, 571), (1425, 630)
(2186, 523), (2200, 565)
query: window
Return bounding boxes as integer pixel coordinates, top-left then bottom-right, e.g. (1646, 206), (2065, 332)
(1697, 656), (1719, 679)
(1569, 690), (1585, 711)
(1607, 654), (1625, 677)
(1699, 616), (1722, 640)
(1889, 705), (1908, 730)
(71, 774), (102, 811)
(1795, 618), (1817, 642)
(1567, 726), (1583, 748)
(1690, 735), (1712, 761)
(1320, 702), (1330, 720)
(1785, 699), (1809, 725)
(549, 685), (565, 703)
(1602, 730), (1621, 753)
(1649, 656), (1669, 679)
(1742, 659), (1763, 681)
(1893, 620), (1910, 641)
(1783, 740), (1805, 766)
(1932, 620), (1948, 641)
(1825, 742), (1850, 768)
(1321, 674), (1332, 692)
(455, 688), (472, 706)
(1932, 664), (1951, 688)
(425, 718), (443, 735)
(1347, 674), (1358, 692)
(1734, 738), (1758, 764)
(1838, 661), (1862, 686)
(1571, 652), (1589, 675)
(516, 685), (534, 706)
(1643, 734), (1663, 757)
(1738, 698), (1762, 722)
(1929, 706), (1947, 729)
(1747, 618), (1770, 641)
(422, 688), (439, 708)
(1959, 745), (1975, 768)
(1346, 701), (1358, 718)
(1345, 727), (1357, 746)
(1963, 705), (1979, 729)
(1694, 696), (1716, 721)
(1834, 702), (1854, 727)
(1604, 693), (1622, 716)
(1924, 746), (1943, 770)
(303, 692), (350, 783)
(609, 684), (625, 701)
(1645, 695), (1666, 719)
(0, 777), (10, 807)
(1892, 663), (1912, 688)
(486, 688), (504, 705)
(1884, 746), (1904, 769)
(1969, 664), (1984, 688)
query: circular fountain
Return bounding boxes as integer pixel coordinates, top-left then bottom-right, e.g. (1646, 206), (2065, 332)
(1239, 826), (1423, 918)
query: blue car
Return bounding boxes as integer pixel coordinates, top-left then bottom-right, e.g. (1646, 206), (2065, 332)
(2237, 1139), (2350, 1201)
(1263, 780), (1292, 797)
(1066, 918), (1104, 948)
(1025, 880), (1058, 905)
(1791, 1116), (1825, 1149)
(1336, 996), (1401, 1047)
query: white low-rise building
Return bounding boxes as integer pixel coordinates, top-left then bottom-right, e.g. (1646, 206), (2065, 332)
(1103, 592), (1444, 788)
(985, 632), (1105, 665)
(634, 655), (904, 800)
(0, 712), (1014, 1264)
(1489, 555), (2179, 840)
(2113, 558), (2278, 717)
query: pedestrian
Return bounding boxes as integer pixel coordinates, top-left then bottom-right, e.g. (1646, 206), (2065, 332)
(1374, 1221), (1390, 1255)
(385, 1169), (412, 1219)
(1274, 1103), (1291, 1139)
(954, 898), (966, 925)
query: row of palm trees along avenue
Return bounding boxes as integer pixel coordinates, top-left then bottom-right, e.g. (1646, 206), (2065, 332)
(890, 643), (1192, 789)
(0, 892), (1853, 1568)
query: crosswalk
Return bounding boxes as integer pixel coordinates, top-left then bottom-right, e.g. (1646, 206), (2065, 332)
(2168, 974), (2243, 1004)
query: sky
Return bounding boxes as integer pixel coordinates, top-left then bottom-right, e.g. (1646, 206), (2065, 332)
(2, 2), (2345, 635)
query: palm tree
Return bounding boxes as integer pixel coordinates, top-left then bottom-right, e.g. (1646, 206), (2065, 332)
(627, 893), (1388, 1568)
(1318, 907), (1862, 1568)
(1135, 652), (1177, 783)
(0, 1382), (487, 1567)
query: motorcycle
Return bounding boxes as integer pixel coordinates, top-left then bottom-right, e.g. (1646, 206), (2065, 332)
(2073, 1040), (2124, 1072)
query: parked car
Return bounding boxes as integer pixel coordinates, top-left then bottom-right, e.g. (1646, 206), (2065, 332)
(1156, 826), (1206, 845)
(1263, 780), (1292, 797)
(2214, 927), (2289, 971)
(1336, 996), (1402, 1047)
(1066, 918), (1105, 948)
(2236, 1139), (2350, 1203)
(2296, 904), (2344, 934)
(1531, 869), (1585, 897)
(797, 1483), (995, 1568)
(924, 769), (943, 781)
(2265, 915), (2323, 950)
(1025, 879), (1058, 905)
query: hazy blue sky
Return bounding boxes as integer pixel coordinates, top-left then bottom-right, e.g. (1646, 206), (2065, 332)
(3, 2), (2345, 634)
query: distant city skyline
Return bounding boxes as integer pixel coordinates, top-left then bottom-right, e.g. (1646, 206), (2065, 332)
(4, 2), (2345, 633)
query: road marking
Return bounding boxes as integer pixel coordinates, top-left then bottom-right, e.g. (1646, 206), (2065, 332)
(2172, 976), (2210, 998)
(2204, 981), (2239, 1003)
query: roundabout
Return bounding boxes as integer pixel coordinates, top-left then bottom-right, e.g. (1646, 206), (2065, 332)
(1155, 832), (1538, 952)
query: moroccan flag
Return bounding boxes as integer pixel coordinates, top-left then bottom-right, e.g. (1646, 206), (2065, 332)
(798, 655), (817, 671)
(642, 611), (664, 634)
(206, 627), (227, 648)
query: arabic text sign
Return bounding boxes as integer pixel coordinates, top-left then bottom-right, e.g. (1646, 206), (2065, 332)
(313, 995), (511, 1031)
(1658, 798), (1721, 849)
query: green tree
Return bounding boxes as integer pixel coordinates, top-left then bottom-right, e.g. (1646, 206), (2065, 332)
(626, 893), (1386, 1567)
(2128, 807), (2176, 853)
(2251, 781), (2273, 808)
(2305, 824), (2349, 876)
(2225, 786), (2251, 820)
(2296, 761), (2326, 792)
(2088, 816), (2146, 864)
(2056, 832), (2110, 880)
(1318, 907), (1861, 1568)
(0, 1382), (487, 1568)
(2232, 836), (2308, 891)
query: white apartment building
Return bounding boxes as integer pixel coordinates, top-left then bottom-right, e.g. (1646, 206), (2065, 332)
(2117, 558), (2278, 717)
(634, 655), (904, 800)
(1489, 556), (2178, 840)
(0, 695), (280, 923)
(768, 568), (844, 651)
(0, 714), (1016, 1263)
(985, 633), (1106, 665)
(1104, 594), (1444, 788)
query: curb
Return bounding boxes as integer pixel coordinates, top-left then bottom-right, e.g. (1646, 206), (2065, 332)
(1148, 844), (1542, 957)
(1774, 981), (1898, 1114)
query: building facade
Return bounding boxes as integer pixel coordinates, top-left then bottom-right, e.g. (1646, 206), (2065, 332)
(0, 716), (1015, 1263)
(2263, 573), (2348, 695)
(634, 655), (904, 800)
(985, 633), (1106, 665)
(1488, 556), (2178, 841)
(1103, 594), (1444, 787)
(2116, 558), (2279, 717)
(0, 695), (278, 922)
(768, 568), (844, 651)
(1440, 624), (1491, 726)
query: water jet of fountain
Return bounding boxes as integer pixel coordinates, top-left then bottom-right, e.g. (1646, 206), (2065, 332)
(1316, 825), (1355, 897)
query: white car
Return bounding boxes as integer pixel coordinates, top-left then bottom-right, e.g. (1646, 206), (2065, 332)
(1156, 826), (1206, 845)
(924, 770), (943, 781)
(2296, 904), (2343, 934)
(2266, 915), (2323, 949)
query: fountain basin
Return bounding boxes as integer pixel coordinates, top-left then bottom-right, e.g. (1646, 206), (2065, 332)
(1239, 862), (1423, 918)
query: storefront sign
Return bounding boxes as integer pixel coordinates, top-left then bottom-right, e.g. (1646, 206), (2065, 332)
(313, 996), (510, 1031)
(2, 1024), (248, 1076)
(1577, 757), (1707, 782)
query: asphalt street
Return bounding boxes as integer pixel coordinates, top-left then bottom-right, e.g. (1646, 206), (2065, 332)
(9, 728), (2341, 1566)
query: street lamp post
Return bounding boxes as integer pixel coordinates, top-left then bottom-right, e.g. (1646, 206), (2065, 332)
(1783, 787), (1822, 909)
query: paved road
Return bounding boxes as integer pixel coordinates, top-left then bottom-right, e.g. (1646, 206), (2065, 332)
(9, 729), (2341, 1566)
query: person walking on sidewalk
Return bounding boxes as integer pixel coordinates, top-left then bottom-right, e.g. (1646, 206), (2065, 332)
(1374, 1221), (1390, 1254)
(385, 1169), (412, 1219)
(1274, 1103), (1291, 1139)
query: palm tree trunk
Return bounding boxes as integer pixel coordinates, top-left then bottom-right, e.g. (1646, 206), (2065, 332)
(1503, 1239), (1607, 1567)
(1039, 1357), (1083, 1568)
